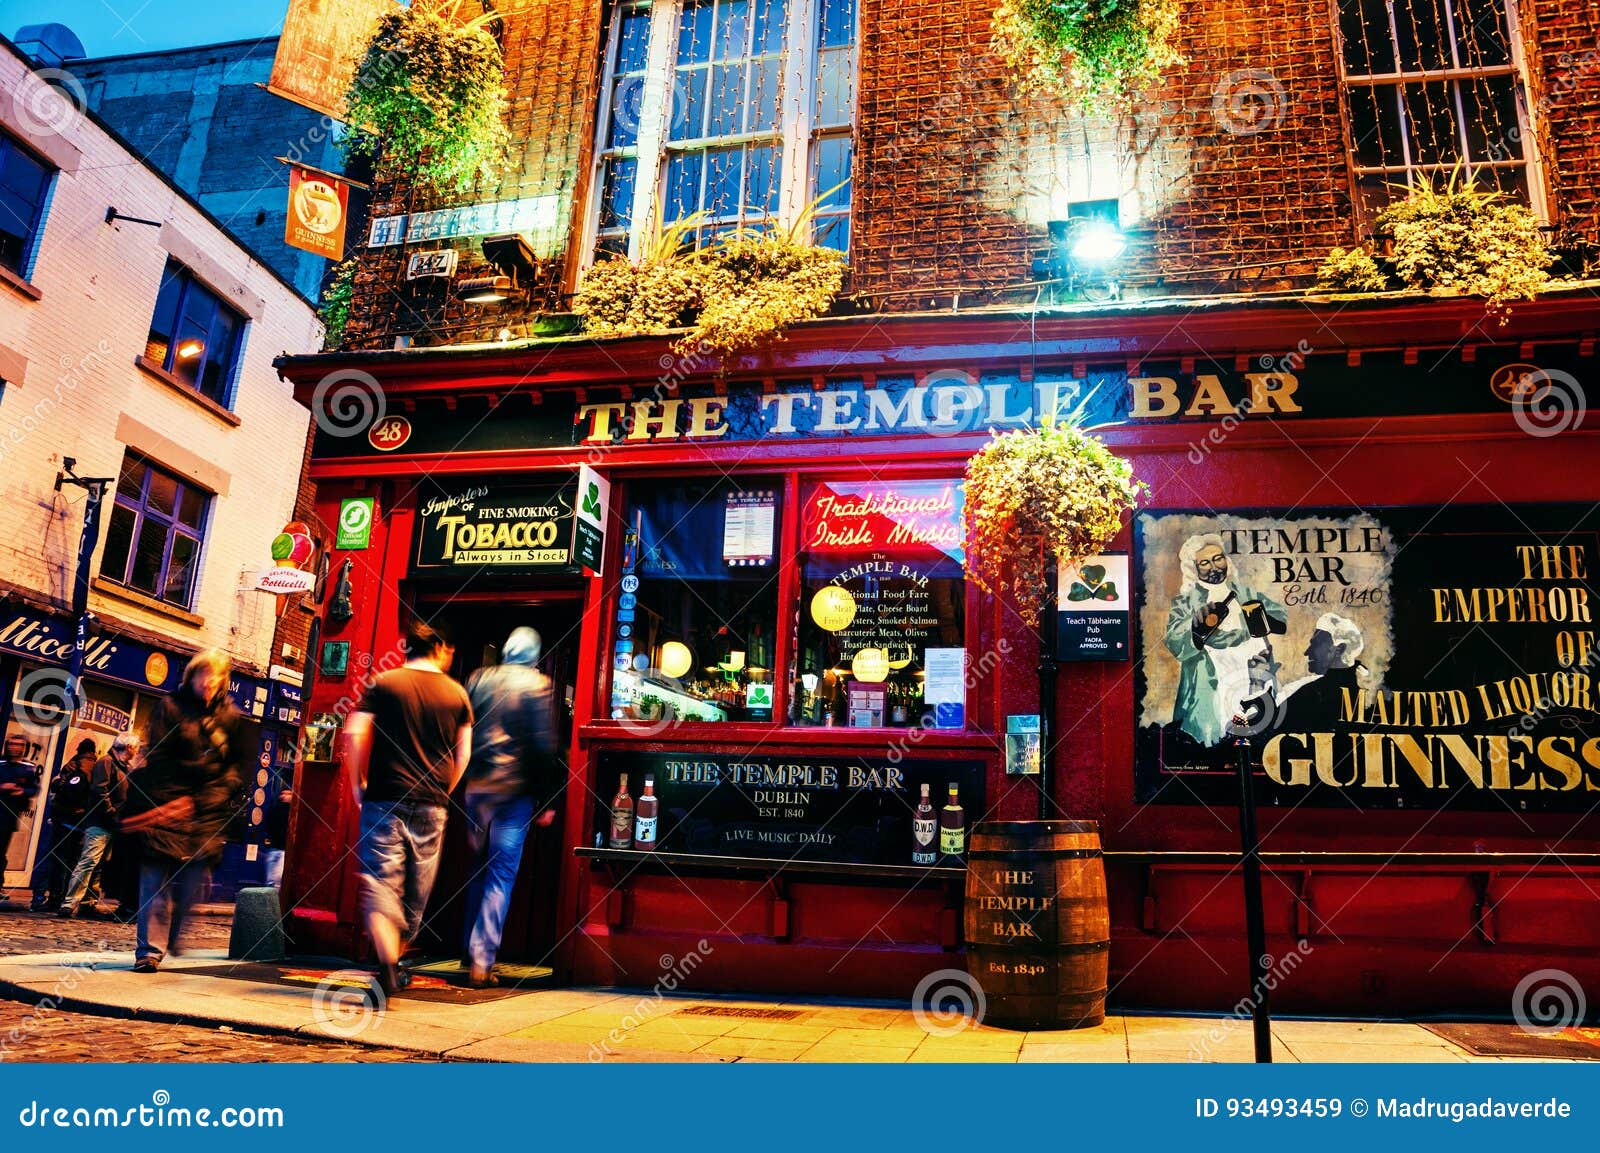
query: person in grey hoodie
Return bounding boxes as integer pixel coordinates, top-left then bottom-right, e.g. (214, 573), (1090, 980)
(460, 628), (560, 988)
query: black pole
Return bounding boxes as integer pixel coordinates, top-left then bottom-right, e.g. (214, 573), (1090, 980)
(1037, 557), (1059, 820)
(64, 478), (110, 710)
(1233, 731), (1273, 1063)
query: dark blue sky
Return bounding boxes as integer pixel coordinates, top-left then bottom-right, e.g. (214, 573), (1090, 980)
(2, 0), (288, 58)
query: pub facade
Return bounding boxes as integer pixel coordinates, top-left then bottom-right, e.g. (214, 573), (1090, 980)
(273, 0), (1600, 1013)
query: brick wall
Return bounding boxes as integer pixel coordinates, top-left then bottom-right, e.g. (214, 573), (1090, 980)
(0, 44), (322, 676)
(340, 0), (1598, 348)
(342, 0), (604, 349)
(1525, 0), (1600, 245)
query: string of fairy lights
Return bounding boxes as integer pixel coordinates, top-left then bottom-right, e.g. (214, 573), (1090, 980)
(1338, 0), (1534, 215)
(591, 0), (857, 260)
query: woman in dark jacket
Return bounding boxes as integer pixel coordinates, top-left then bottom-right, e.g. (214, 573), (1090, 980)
(120, 650), (246, 972)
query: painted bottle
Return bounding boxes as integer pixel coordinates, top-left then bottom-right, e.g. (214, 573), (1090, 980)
(634, 774), (659, 849)
(939, 782), (966, 862)
(608, 773), (633, 849)
(912, 782), (938, 865)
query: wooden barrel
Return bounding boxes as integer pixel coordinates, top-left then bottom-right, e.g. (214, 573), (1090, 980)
(963, 820), (1109, 1029)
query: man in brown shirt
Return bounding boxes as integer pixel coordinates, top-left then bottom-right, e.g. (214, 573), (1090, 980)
(345, 618), (473, 998)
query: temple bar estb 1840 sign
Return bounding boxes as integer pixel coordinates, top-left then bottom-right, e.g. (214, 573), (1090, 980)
(1134, 504), (1600, 811)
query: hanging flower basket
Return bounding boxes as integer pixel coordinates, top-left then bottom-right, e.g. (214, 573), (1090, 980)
(963, 417), (1145, 627)
(991, 0), (1185, 109)
(341, 0), (511, 195)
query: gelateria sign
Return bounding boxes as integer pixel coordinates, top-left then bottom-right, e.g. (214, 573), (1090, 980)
(414, 479), (576, 571)
(1134, 503), (1600, 811)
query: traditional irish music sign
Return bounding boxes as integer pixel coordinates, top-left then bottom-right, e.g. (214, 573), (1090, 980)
(1134, 504), (1600, 811)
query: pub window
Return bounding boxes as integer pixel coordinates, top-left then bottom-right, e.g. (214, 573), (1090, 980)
(0, 130), (53, 279)
(100, 453), (211, 610)
(1335, 0), (1542, 219)
(587, 0), (859, 260)
(791, 479), (967, 728)
(611, 477), (782, 723)
(143, 259), (247, 407)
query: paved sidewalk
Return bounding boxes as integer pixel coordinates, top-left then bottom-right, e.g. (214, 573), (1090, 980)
(0, 947), (1557, 1063)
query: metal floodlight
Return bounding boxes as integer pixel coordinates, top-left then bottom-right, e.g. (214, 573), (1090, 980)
(1058, 199), (1126, 267)
(481, 233), (538, 282)
(459, 274), (515, 305)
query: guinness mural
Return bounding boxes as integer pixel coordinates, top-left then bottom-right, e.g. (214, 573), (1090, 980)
(1135, 505), (1600, 811)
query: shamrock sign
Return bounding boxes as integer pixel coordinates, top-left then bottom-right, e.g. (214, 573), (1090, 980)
(1066, 562), (1119, 602)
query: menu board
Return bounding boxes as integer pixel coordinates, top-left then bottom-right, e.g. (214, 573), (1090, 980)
(723, 490), (777, 567)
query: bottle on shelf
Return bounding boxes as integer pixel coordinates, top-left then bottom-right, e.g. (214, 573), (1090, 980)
(939, 782), (966, 863)
(634, 774), (659, 850)
(609, 773), (634, 849)
(911, 782), (937, 865)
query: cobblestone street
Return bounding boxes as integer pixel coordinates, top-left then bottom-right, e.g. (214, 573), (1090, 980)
(0, 897), (416, 1063)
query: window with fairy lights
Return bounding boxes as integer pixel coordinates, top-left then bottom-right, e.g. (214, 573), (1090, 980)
(588, 0), (859, 260)
(1334, 0), (1543, 221)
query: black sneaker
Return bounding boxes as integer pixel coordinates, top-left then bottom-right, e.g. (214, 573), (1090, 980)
(56, 906), (78, 919)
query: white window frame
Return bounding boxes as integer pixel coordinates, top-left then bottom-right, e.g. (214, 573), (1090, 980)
(1331, 0), (1546, 221)
(582, 0), (857, 266)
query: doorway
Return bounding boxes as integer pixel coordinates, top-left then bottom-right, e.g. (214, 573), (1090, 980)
(411, 588), (584, 970)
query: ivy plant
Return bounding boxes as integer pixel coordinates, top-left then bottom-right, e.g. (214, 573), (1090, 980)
(341, 0), (511, 195)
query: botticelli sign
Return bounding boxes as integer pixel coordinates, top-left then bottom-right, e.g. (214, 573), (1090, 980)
(414, 479), (576, 571)
(597, 751), (984, 866)
(1135, 504), (1600, 811)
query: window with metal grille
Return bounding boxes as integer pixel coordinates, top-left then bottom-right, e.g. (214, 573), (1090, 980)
(1335, 0), (1542, 220)
(588, 0), (858, 261)
(100, 454), (211, 610)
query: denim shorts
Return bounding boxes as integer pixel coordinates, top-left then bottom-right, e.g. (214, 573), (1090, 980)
(356, 800), (449, 939)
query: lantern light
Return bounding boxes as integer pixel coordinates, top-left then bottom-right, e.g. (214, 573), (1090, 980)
(659, 640), (694, 679)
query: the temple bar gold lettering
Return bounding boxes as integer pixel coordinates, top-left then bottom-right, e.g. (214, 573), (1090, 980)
(574, 372), (1303, 443)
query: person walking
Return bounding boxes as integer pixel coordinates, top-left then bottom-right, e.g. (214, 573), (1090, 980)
(345, 619), (472, 998)
(0, 734), (42, 882)
(263, 782), (293, 888)
(461, 627), (560, 988)
(57, 732), (140, 918)
(29, 738), (96, 912)
(120, 651), (247, 973)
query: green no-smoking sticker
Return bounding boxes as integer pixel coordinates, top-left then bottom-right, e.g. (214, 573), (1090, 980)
(336, 497), (374, 550)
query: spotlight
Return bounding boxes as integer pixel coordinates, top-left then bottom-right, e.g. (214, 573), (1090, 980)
(1069, 219), (1127, 265)
(459, 275), (513, 304)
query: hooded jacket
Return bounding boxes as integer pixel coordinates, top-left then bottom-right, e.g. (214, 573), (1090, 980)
(121, 685), (246, 865)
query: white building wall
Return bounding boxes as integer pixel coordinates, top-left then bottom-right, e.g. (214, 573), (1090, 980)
(0, 43), (322, 676)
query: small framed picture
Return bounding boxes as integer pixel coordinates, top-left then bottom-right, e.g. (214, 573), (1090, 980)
(320, 640), (350, 677)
